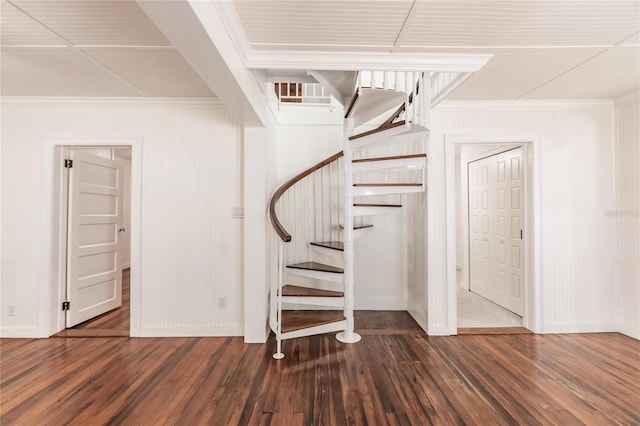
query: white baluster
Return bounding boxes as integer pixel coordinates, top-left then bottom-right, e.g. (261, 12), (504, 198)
(336, 117), (361, 345)
(384, 71), (389, 90)
(395, 71), (400, 92)
(405, 71), (410, 127)
(413, 72), (420, 123)
(424, 72), (431, 129)
(371, 70), (376, 88)
(419, 72), (424, 126)
(273, 242), (284, 359)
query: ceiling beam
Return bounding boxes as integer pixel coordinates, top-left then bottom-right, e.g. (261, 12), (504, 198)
(137, 0), (265, 127)
(246, 51), (492, 73)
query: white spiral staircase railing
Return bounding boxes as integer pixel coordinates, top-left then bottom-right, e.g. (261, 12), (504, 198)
(269, 71), (432, 359)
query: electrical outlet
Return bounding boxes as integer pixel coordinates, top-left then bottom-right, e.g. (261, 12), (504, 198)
(8, 305), (16, 316)
(218, 297), (227, 309)
(231, 207), (244, 218)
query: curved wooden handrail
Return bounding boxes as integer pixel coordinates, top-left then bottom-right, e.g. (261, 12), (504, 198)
(269, 150), (344, 242)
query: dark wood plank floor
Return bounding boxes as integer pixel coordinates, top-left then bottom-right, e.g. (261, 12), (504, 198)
(2, 312), (639, 425)
(54, 269), (130, 337)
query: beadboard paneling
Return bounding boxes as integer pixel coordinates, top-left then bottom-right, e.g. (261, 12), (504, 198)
(615, 92), (640, 338)
(0, 99), (243, 336)
(428, 101), (618, 333)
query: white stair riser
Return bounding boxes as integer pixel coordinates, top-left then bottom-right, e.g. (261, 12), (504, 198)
(286, 268), (344, 283)
(353, 206), (402, 216)
(353, 185), (424, 196)
(350, 89), (406, 127)
(278, 320), (347, 340)
(352, 157), (426, 173)
(281, 296), (344, 307)
(310, 245), (344, 268)
(350, 125), (429, 151)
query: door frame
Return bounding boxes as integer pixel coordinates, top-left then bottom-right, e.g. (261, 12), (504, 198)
(445, 134), (542, 333)
(42, 136), (142, 337)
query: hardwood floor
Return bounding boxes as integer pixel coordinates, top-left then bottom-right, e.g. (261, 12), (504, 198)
(54, 269), (130, 337)
(2, 312), (639, 425)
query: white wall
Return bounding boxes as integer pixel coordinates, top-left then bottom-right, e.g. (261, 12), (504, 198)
(425, 100), (619, 334)
(0, 98), (244, 337)
(615, 91), (640, 339)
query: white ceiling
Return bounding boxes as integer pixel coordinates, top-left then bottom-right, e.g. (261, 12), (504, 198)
(0, 0), (214, 97)
(1, 0), (638, 100)
(232, 0), (640, 100)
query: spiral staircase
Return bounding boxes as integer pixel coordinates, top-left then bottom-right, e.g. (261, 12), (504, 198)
(268, 71), (460, 359)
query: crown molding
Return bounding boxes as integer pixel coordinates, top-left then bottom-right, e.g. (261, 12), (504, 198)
(437, 99), (615, 111)
(0, 96), (223, 106)
(615, 90), (640, 106)
(245, 51), (492, 73)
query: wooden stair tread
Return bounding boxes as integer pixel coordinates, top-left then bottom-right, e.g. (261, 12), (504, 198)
(352, 153), (426, 163)
(286, 261), (344, 274)
(281, 311), (346, 333)
(349, 121), (406, 141)
(282, 285), (343, 297)
(354, 183), (422, 187)
(310, 241), (344, 251)
(354, 203), (402, 208)
(339, 224), (374, 230)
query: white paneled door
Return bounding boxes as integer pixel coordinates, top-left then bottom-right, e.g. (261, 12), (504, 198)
(66, 151), (123, 327)
(469, 148), (524, 316)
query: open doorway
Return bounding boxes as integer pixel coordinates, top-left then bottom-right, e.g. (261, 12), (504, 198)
(52, 146), (132, 337)
(455, 143), (531, 333)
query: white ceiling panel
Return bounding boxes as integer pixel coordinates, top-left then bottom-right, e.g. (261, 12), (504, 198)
(0, 1), (62, 46)
(234, 0), (412, 48)
(523, 46), (640, 99)
(10, 0), (171, 46)
(1, 48), (140, 96)
(620, 32), (640, 46)
(446, 48), (605, 100)
(84, 49), (215, 97)
(403, 1), (640, 47)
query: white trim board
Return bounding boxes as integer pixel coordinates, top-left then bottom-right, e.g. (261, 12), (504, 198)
(437, 99), (614, 111)
(136, 326), (243, 337)
(0, 327), (41, 338)
(408, 300), (428, 332)
(1, 97), (222, 106)
(246, 51), (492, 73)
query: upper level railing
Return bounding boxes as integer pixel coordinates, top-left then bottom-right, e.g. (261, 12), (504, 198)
(274, 82), (332, 105)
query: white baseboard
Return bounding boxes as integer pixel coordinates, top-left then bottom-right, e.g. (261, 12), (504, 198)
(0, 326), (43, 338)
(407, 300), (428, 332)
(614, 322), (640, 340)
(542, 322), (619, 334)
(427, 325), (455, 336)
(133, 326), (243, 337)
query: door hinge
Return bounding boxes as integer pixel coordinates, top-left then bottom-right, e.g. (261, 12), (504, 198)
(62, 301), (70, 311)
(520, 230), (523, 239)
(64, 159), (73, 168)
